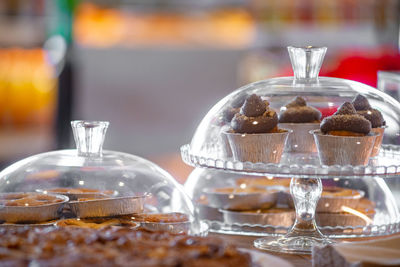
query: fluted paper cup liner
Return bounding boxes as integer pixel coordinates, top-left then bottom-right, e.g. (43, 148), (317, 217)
(312, 130), (377, 166)
(220, 125), (233, 157)
(222, 130), (290, 163)
(370, 126), (386, 157)
(278, 123), (319, 153)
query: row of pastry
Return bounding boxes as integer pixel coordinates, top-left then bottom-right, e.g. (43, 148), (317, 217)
(221, 93), (385, 165)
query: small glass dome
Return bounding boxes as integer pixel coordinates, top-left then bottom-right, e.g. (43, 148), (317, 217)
(0, 121), (206, 235)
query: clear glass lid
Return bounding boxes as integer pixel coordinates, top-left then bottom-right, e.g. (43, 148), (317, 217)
(181, 46), (400, 178)
(0, 121), (205, 235)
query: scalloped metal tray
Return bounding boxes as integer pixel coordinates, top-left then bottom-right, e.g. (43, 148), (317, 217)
(181, 144), (400, 179)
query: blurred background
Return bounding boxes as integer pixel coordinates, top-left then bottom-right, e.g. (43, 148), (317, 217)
(1, 0), (400, 182)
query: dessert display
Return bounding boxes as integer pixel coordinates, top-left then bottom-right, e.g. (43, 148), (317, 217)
(0, 120), (204, 238)
(352, 94), (387, 157)
(203, 186), (279, 210)
(313, 102), (378, 165)
(181, 45), (400, 254)
(0, 193), (68, 223)
(278, 96), (322, 152)
(222, 94), (290, 163)
(0, 227), (252, 267)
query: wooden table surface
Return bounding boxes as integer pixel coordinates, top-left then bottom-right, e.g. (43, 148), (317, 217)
(210, 233), (311, 267)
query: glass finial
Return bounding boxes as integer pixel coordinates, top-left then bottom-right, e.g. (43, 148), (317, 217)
(288, 46), (327, 82)
(71, 121), (109, 157)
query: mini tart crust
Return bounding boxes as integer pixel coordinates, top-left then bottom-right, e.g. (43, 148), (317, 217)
(124, 212), (190, 223)
(0, 193), (63, 207)
(56, 218), (138, 229)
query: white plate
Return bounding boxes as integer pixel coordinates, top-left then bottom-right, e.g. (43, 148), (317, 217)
(239, 248), (294, 267)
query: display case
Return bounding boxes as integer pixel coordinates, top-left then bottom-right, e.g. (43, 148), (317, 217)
(0, 120), (207, 236)
(181, 46), (400, 254)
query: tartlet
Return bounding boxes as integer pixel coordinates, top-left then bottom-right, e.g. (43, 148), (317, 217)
(352, 94), (386, 157)
(312, 102), (377, 166)
(278, 96), (322, 152)
(223, 94), (290, 163)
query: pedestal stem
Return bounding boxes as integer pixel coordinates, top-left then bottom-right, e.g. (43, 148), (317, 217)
(254, 177), (331, 254)
(286, 177), (325, 240)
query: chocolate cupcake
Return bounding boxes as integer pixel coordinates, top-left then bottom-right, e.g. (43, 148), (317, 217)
(279, 96), (321, 123)
(352, 94), (386, 157)
(220, 94), (247, 157)
(222, 94), (290, 163)
(312, 102), (378, 166)
(320, 102), (371, 136)
(278, 96), (322, 153)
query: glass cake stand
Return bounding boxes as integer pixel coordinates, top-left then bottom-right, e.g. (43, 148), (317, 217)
(180, 46), (400, 254)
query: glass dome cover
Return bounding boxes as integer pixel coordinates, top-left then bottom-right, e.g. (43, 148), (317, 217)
(0, 121), (206, 235)
(181, 46), (400, 254)
(181, 46), (400, 178)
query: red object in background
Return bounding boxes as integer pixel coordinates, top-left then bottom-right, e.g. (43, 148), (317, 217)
(320, 48), (400, 88)
(277, 47), (400, 118)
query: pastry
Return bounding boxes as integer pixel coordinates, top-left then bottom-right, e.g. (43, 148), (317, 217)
(221, 208), (295, 227)
(0, 227), (252, 266)
(313, 102), (378, 165)
(56, 218), (139, 229)
(123, 212), (191, 234)
(69, 195), (145, 218)
(46, 187), (115, 200)
(203, 186), (278, 210)
(0, 192), (68, 223)
(222, 94), (290, 163)
(320, 102), (371, 136)
(0, 192), (64, 207)
(279, 96), (321, 123)
(352, 94), (386, 157)
(221, 93), (248, 123)
(236, 177), (291, 188)
(220, 93), (248, 157)
(287, 186), (365, 213)
(126, 212), (189, 223)
(278, 96), (322, 152)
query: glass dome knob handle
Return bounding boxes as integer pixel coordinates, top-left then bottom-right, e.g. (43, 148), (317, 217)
(71, 120), (109, 157)
(288, 46), (327, 81)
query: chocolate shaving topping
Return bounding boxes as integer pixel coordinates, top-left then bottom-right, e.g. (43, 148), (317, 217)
(352, 94), (385, 128)
(231, 94), (278, 134)
(320, 102), (371, 134)
(279, 96), (321, 123)
(285, 96), (307, 108)
(334, 102), (357, 115)
(352, 94), (371, 111)
(240, 94), (267, 117)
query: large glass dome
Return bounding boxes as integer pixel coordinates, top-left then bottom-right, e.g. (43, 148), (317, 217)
(180, 46), (400, 254)
(0, 121), (206, 235)
(182, 46), (400, 178)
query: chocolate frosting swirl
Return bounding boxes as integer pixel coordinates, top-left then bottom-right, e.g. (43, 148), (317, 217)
(221, 94), (247, 123)
(320, 102), (371, 134)
(352, 94), (385, 128)
(279, 96), (322, 123)
(231, 94), (278, 134)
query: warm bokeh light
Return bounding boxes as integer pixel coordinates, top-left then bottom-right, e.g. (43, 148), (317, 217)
(0, 48), (57, 127)
(74, 3), (255, 48)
